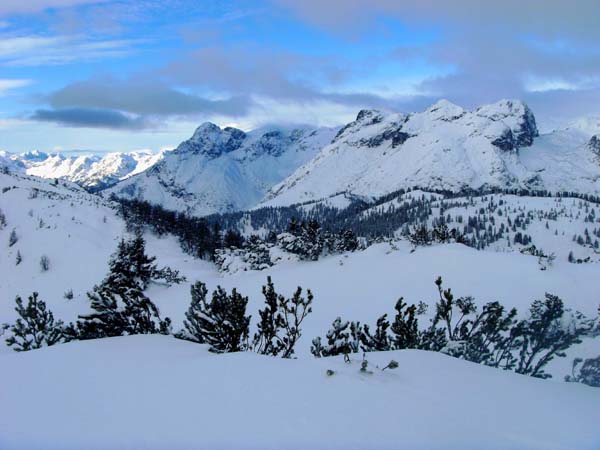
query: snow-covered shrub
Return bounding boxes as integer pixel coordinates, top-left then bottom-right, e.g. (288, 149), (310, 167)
(565, 356), (600, 388)
(215, 236), (275, 273)
(8, 228), (18, 247)
(253, 277), (314, 358)
(39, 255), (50, 272)
(311, 317), (361, 357)
(310, 277), (593, 380)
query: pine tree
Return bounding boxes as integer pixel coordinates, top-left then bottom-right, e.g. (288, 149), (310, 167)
(311, 317), (362, 357)
(252, 276), (285, 356)
(515, 294), (585, 379)
(390, 297), (420, 349)
(360, 314), (391, 351)
(75, 236), (171, 339)
(432, 223), (451, 243)
(408, 224), (431, 246)
(5, 293), (65, 351)
(180, 281), (209, 343)
(15, 250), (22, 265)
(183, 284), (250, 353)
(277, 285), (314, 358)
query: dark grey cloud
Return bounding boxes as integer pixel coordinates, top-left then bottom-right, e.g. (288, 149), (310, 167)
(47, 77), (252, 116)
(29, 76), (254, 129)
(31, 107), (148, 129)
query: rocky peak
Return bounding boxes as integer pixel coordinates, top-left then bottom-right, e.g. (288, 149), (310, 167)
(477, 99), (539, 148)
(356, 109), (384, 125)
(248, 130), (291, 158)
(425, 99), (466, 121)
(178, 122), (247, 158)
(20, 150), (50, 162)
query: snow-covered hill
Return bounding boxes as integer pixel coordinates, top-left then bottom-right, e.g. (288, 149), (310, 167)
(1, 169), (598, 357)
(263, 99), (600, 207)
(0, 149), (165, 189)
(1, 334), (598, 450)
(105, 124), (339, 216)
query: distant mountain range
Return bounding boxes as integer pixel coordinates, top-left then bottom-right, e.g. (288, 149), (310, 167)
(2, 99), (599, 216)
(0, 149), (165, 190)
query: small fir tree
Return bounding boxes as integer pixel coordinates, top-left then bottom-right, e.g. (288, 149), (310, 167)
(5, 293), (65, 351)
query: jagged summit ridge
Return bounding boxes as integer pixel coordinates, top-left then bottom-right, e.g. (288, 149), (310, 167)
(262, 99), (599, 207)
(106, 123), (339, 216)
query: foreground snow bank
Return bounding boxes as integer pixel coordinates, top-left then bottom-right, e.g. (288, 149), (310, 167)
(1, 335), (599, 450)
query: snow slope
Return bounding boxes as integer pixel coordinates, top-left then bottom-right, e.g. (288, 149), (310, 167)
(1, 170), (598, 366)
(0, 149), (165, 189)
(263, 100), (600, 207)
(0, 171), (130, 317)
(105, 124), (338, 216)
(1, 334), (598, 450)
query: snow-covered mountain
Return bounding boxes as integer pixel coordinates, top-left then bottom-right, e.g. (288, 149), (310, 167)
(262, 99), (600, 207)
(0, 149), (165, 189)
(105, 123), (339, 216)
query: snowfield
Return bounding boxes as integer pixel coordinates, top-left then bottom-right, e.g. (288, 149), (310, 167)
(2, 168), (600, 449)
(1, 334), (599, 450)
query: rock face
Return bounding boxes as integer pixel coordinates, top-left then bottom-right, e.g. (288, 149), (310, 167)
(476, 99), (539, 148)
(106, 124), (339, 216)
(589, 135), (600, 157)
(177, 123), (247, 158)
(262, 99), (600, 208)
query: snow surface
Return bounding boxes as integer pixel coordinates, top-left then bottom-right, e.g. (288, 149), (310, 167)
(1, 334), (599, 450)
(262, 100), (600, 208)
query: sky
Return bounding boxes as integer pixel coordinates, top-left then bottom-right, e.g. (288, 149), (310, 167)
(0, 0), (599, 153)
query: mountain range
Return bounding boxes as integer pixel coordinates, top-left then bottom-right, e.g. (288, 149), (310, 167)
(0, 149), (164, 190)
(262, 99), (600, 207)
(2, 98), (599, 216)
(104, 124), (338, 216)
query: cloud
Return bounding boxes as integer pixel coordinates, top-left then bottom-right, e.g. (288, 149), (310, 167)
(163, 45), (393, 109)
(0, 79), (32, 95)
(0, 0), (110, 17)
(272, 0), (600, 39)
(31, 107), (148, 129)
(46, 77), (252, 116)
(268, 0), (600, 126)
(0, 34), (141, 66)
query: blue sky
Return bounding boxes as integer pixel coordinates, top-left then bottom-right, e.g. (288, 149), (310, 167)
(0, 0), (599, 153)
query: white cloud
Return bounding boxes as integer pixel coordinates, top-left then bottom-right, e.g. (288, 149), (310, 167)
(0, 79), (32, 95)
(0, 1), (110, 17)
(0, 34), (143, 66)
